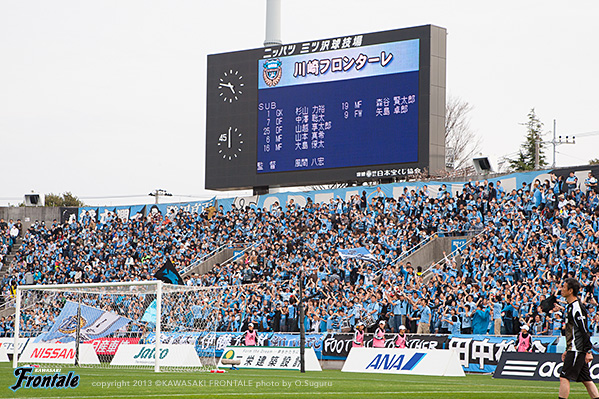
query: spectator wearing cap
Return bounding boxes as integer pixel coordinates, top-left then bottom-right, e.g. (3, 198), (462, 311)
(352, 322), (365, 348)
(394, 325), (408, 348)
(516, 325), (533, 352)
(373, 320), (386, 348)
(243, 323), (257, 346)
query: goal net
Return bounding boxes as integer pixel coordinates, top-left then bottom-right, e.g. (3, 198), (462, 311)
(12, 281), (230, 372)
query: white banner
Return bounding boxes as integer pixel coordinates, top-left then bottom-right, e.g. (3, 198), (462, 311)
(110, 344), (201, 367)
(218, 346), (322, 371)
(0, 337), (30, 355)
(19, 343), (99, 365)
(342, 348), (464, 377)
(0, 344), (8, 362)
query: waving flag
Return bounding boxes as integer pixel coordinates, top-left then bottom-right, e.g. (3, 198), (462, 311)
(154, 259), (184, 285)
(141, 299), (157, 323)
(35, 301), (131, 343)
(337, 247), (377, 263)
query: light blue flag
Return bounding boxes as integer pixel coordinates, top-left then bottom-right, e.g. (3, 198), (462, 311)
(141, 299), (157, 323)
(337, 247), (377, 263)
(36, 301), (131, 343)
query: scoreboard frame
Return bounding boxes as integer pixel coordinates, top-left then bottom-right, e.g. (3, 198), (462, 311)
(205, 24), (446, 191)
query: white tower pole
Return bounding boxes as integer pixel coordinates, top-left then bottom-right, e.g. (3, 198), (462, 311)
(12, 287), (21, 368)
(264, 0), (282, 47)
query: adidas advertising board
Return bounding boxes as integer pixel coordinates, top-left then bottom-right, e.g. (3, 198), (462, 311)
(494, 352), (599, 381)
(342, 348), (465, 376)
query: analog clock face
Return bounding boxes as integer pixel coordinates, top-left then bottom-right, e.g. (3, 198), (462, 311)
(217, 127), (243, 161)
(218, 70), (244, 103)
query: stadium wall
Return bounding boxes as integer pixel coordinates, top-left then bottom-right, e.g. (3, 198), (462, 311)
(0, 207), (62, 232)
(2, 165), (597, 232)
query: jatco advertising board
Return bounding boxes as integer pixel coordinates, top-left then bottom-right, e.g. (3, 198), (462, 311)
(206, 25), (446, 190)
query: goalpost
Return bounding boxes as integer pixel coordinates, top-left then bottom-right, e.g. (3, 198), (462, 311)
(13, 281), (229, 372)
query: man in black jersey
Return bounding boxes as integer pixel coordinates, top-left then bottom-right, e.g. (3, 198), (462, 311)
(559, 277), (599, 399)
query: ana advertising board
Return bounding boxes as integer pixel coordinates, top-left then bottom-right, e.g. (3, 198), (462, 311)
(342, 348), (464, 376)
(218, 346), (321, 371)
(110, 344), (201, 367)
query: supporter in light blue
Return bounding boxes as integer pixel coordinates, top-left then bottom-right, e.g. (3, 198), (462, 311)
(471, 300), (491, 335)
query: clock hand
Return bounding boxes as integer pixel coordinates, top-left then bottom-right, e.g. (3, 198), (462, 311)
(228, 85), (236, 94)
(219, 82), (234, 88)
(228, 127), (231, 149)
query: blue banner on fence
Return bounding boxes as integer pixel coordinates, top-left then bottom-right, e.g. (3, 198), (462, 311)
(144, 331), (324, 359)
(148, 198), (215, 218)
(447, 334), (559, 373)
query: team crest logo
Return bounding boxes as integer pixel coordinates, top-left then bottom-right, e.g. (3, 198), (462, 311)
(262, 59), (282, 87)
(223, 350), (235, 360)
(57, 315), (86, 334)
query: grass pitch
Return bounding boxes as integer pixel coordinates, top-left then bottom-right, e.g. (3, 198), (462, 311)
(0, 363), (589, 398)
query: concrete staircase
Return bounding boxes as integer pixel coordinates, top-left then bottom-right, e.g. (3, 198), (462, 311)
(181, 243), (255, 277)
(0, 237), (23, 318)
(397, 235), (468, 276)
(1, 236), (22, 281)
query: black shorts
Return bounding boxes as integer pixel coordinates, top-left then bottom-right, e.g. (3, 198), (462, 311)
(560, 351), (592, 382)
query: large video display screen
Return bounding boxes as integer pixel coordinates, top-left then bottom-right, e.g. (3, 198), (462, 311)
(206, 25), (445, 190)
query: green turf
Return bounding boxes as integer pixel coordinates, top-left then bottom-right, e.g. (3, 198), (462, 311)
(0, 363), (591, 398)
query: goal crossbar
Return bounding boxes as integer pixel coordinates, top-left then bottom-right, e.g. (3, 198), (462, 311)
(13, 281), (165, 371)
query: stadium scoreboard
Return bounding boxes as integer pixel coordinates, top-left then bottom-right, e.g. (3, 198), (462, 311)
(205, 25), (446, 191)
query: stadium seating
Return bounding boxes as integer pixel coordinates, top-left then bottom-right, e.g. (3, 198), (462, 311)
(2, 176), (599, 337)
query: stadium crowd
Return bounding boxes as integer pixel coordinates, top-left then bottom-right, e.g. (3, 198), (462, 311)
(2, 171), (599, 339)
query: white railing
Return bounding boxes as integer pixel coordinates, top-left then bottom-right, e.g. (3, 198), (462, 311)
(180, 243), (230, 275)
(180, 241), (257, 275)
(420, 226), (490, 281)
(0, 297), (15, 314)
(388, 233), (436, 267)
(219, 241), (259, 268)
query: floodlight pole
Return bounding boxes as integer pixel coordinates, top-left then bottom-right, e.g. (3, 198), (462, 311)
(541, 120), (576, 169)
(75, 296), (82, 366)
(264, 0), (282, 47)
(13, 287), (21, 368)
(155, 281), (162, 372)
(299, 268), (305, 373)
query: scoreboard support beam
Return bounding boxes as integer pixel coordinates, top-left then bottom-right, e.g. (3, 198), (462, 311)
(253, 186), (270, 196)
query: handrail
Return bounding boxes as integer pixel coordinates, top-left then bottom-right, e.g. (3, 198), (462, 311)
(435, 228), (484, 236)
(180, 241), (254, 275)
(388, 233), (436, 267)
(0, 297), (15, 313)
(420, 226), (490, 280)
(219, 241), (259, 268)
(180, 243), (229, 275)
